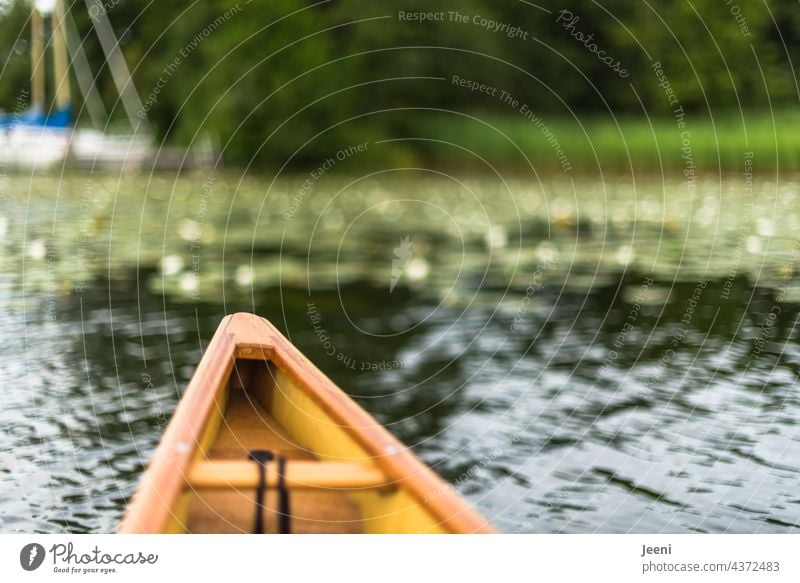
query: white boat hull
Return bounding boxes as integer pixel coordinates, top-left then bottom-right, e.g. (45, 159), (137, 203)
(69, 129), (152, 169)
(0, 127), (155, 170)
(0, 126), (71, 170)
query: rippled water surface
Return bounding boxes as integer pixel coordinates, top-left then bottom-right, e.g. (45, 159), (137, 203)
(1, 171), (798, 533)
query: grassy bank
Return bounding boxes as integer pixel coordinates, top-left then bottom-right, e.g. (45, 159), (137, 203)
(416, 110), (799, 171)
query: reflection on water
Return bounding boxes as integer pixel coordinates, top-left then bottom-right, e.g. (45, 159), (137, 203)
(0, 171), (798, 533)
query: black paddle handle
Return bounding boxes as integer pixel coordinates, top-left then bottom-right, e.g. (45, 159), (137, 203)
(248, 450), (274, 534)
(277, 455), (291, 534)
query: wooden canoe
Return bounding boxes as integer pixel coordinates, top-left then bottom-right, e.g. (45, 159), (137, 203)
(118, 313), (494, 534)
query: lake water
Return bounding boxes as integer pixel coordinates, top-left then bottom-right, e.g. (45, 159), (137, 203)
(0, 170), (798, 533)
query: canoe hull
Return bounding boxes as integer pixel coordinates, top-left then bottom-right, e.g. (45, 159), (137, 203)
(119, 313), (494, 534)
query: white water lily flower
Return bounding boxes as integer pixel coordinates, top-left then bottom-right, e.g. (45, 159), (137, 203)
(160, 255), (183, 275)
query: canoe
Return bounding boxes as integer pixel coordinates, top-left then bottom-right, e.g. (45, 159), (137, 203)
(119, 313), (494, 534)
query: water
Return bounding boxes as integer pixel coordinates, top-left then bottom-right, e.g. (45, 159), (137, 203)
(0, 170), (798, 533)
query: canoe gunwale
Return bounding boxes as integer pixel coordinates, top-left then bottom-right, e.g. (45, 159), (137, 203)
(118, 312), (495, 534)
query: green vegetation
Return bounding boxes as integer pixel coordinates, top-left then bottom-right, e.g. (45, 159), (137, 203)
(1, 0), (798, 169)
(420, 110), (800, 171)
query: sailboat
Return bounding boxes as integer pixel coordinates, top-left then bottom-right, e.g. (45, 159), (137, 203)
(0, 0), (153, 170)
(0, 0), (72, 168)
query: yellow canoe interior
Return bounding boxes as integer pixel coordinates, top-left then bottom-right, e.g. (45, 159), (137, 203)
(118, 313), (494, 534)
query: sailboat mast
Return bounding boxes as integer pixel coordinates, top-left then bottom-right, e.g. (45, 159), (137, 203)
(85, 0), (148, 131)
(52, 0), (71, 111)
(31, 6), (45, 110)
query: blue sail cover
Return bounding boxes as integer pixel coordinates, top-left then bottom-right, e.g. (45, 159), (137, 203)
(0, 105), (72, 129)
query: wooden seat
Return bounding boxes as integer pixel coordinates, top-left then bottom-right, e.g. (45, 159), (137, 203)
(185, 386), (370, 533)
(189, 460), (390, 490)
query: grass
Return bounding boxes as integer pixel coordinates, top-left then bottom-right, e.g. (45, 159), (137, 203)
(415, 110), (800, 171)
